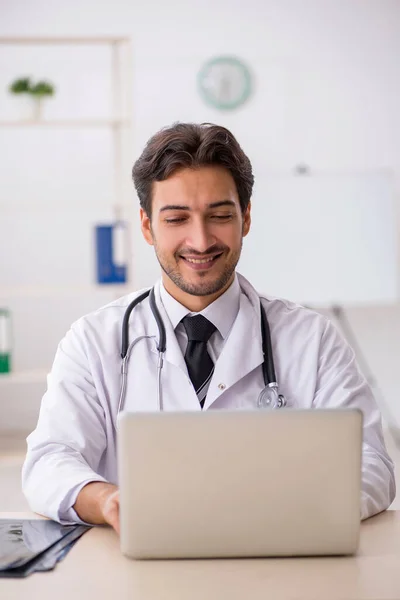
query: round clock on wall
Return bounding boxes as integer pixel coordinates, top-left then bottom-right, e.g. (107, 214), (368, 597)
(197, 56), (252, 111)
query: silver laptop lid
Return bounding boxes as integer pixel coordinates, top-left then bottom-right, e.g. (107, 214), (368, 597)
(118, 409), (362, 559)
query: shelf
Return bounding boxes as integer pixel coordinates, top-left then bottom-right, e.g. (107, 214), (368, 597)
(0, 37), (131, 45)
(0, 284), (132, 298)
(0, 369), (48, 385)
(0, 119), (130, 128)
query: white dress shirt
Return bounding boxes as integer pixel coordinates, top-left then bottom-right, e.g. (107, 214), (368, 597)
(159, 274), (241, 363)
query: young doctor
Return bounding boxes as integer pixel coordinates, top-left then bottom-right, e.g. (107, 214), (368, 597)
(22, 123), (395, 535)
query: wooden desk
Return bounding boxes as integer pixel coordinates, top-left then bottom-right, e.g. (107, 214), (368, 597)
(1, 511), (400, 600)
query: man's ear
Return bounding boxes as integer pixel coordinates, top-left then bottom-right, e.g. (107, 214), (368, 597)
(242, 202), (251, 237)
(140, 208), (154, 246)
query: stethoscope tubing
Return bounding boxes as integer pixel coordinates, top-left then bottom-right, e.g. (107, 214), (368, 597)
(118, 286), (285, 413)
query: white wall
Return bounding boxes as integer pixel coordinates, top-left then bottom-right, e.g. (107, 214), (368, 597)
(2, 0), (400, 162)
(1, 0), (400, 287)
(0, 0), (400, 427)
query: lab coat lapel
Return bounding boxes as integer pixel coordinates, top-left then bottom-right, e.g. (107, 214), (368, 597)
(124, 281), (199, 412)
(203, 282), (264, 409)
(149, 281), (188, 374)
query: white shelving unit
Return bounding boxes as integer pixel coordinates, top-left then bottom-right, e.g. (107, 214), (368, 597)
(0, 284), (132, 298)
(0, 119), (130, 127)
(0, 369), (49, 385)
(0, 35), (134, 218)
(0, 37), (134, 391)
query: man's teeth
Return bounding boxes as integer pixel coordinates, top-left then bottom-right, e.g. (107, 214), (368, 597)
(185, 256), (217, 264)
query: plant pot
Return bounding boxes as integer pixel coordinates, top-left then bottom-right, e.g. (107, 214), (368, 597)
(11, 94), (36, 121)
(32, 98), (43, 121)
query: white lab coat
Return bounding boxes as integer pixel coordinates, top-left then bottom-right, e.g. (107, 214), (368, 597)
(22, 274), (395, 524)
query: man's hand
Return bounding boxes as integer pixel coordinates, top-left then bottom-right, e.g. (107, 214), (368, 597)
(100, 488), (120, 535)
(73, 482), (120, 534)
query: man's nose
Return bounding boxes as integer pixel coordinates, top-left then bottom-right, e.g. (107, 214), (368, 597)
(187, 221), (217, 253)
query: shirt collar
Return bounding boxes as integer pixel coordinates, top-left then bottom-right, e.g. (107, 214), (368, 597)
(159, 274), (241, 339)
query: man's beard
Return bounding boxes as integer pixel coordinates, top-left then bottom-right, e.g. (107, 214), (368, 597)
(153, 240), (242, 297)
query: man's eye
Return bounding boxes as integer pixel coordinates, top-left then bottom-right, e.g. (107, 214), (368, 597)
(212, 214), (233, 220)
(165, 217), (186, 224)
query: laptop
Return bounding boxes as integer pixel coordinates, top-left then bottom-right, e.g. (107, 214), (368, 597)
(117, 409), (362, 559)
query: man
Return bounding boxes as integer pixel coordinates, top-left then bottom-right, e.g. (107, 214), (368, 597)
(22, 123), (396, 534)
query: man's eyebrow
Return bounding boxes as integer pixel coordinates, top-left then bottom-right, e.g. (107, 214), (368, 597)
(207, 200), (236, 209)
(159, 200), (236, 213)
(159, 204), (189, 213)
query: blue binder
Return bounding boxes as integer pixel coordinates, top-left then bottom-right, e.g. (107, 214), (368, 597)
(95, 224), (127, 284)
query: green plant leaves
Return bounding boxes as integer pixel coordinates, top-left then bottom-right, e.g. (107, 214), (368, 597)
(9, 78), (55, 97)
(30, 81), (55, 97)
(9, 78), (31, 94)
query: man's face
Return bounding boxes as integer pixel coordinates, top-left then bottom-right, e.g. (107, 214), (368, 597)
(140, 165), (251, 306)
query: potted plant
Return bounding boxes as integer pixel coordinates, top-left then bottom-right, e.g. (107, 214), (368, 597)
(8, 77), (55, 121)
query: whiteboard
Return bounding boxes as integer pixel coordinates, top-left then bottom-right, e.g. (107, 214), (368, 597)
(238, 173), (398, 306)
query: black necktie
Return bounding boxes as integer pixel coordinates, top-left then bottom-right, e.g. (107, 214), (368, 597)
(181, 315), (217, 408)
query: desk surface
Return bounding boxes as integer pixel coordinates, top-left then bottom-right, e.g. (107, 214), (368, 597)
(1, 511), (400, 600)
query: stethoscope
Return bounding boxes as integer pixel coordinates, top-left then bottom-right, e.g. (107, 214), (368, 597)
(118, 287), (287, 413)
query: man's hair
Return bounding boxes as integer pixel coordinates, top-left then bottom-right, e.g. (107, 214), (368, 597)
(132, 122), (254, 218)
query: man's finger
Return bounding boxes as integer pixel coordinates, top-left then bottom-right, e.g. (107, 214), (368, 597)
(105, 501), (120, 534)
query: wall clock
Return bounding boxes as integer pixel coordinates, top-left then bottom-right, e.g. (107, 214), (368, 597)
(197, 56), (252, 110)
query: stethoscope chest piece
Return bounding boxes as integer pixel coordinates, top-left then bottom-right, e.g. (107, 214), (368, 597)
(257, 383), (287, 410)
